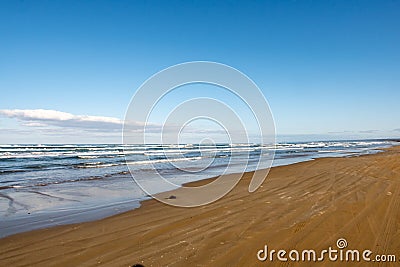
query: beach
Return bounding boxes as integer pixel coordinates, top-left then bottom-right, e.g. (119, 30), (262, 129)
(1, 141), (393, 237)
(2, 0), (400, 266)
(0, 145), (399, 266)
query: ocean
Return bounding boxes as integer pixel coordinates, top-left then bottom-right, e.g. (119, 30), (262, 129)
(0, 140), (397, 237)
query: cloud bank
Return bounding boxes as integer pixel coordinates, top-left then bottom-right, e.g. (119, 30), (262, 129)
(0, 109), (233, 143)
(0, 109), (142, 132)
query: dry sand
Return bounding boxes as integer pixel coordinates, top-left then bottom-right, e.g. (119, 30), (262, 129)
(1, 146), (400, 266)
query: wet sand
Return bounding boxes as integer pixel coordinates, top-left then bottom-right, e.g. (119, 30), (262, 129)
(1, 146), (399, 266)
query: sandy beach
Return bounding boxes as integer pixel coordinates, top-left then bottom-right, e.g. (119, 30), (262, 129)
(1, 145), (399, 266)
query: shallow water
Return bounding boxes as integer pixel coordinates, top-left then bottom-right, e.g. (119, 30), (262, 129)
(0, 140), (396, 237)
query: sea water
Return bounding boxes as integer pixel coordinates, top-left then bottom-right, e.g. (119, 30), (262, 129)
(0, 140), (396, 237)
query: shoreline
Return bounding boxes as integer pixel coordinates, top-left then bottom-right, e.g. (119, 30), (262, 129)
(1, 145), (400, 266)
(0, 142), (395, 238)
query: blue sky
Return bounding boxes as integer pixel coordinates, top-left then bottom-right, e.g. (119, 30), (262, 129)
(0, 0), (399, 143)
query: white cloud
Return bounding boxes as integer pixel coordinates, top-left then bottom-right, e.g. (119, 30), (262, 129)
(0, 109), (75, 121)
(0, 109), (128, 131)
(0, 109), (240, 143)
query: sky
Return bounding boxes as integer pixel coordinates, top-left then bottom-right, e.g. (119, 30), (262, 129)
(0, 0), (399, 143)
